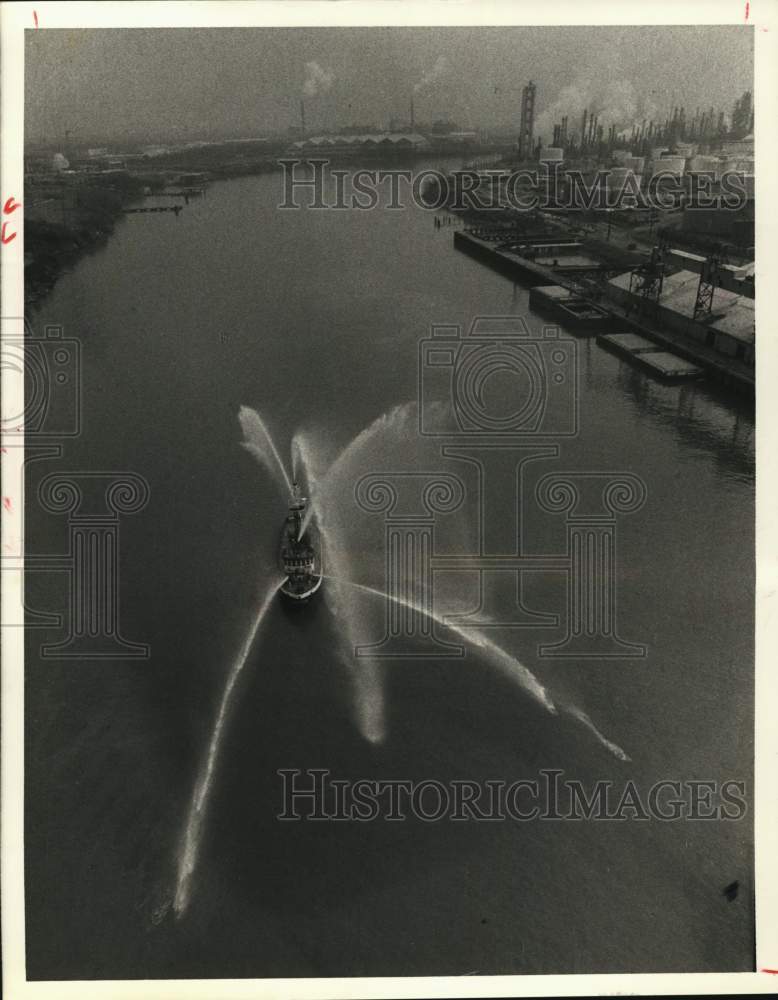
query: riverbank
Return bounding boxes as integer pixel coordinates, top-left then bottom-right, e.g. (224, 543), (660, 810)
(24, 181), (146, 308)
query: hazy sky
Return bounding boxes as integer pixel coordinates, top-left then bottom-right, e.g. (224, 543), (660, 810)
(25, 25), (753, 144)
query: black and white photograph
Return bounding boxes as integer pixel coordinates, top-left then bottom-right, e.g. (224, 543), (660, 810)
(1, 1), (776, 997)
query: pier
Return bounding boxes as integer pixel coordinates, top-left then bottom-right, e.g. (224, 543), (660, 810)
(598, 333), (703, 381)
(454, 229), (754, 396)
(123, 205), (183, 215)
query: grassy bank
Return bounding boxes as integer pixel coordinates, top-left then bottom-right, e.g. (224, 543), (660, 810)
(25, 178), (145, 307)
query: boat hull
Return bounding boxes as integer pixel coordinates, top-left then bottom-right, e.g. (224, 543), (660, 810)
(279, 574), (323, 603)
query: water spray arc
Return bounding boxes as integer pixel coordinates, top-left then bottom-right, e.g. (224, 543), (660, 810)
(173, 575), (284, 917)
(324, 575), (630, 763)
(293, 428), (387, 745)
(173, 405), (629, 918)
(238, 406), (293, 497)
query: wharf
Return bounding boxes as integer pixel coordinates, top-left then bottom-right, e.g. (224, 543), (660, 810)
(123, 205), (183, 215)
(454, 229), (566, 286)
(529, 284), (613, 331)
(602, 297), (753, 396)
(598, 333), (704, 382)
(454, 229), (754, 397)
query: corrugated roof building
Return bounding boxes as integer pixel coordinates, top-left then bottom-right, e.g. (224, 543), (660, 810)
(608, 267), (755, 365)
(292, 132), (430, 150)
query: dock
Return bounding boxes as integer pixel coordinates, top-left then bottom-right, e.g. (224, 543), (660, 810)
(528, 284), (613, 331)
(453, 229), (754, 396)
(123, 205), (183, 215)
(598, 333), (704, 381)
(454, 229), (568, 285)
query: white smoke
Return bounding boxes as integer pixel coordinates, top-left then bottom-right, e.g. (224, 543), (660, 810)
(534, 77), (660, 144)
(413, 55), (451, 94)
(302, 61), (335, 98)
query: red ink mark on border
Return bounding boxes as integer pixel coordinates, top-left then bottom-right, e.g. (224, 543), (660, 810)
(2, 497), (12, 513)
(1, 223), (17, 245)
(745, 1), (750, 20)
(3, 197), (20, 215)
(33, 10), (39, 28)
(762, 968), (778, 975)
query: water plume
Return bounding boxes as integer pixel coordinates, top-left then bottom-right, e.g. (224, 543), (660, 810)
(321, 403), (418, 494)
(173, 575), (284, 918)
(564, 706), (630, 762)
(238, 406), (293, 497)
(325, 575), (630, 763)
(294, 429), (386, 744)
(324, 575), (556, 716)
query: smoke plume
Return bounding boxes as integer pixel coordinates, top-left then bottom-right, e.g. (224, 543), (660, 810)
(534, 77), (660, 143)
(302, 61), (335, 98)
(413, 55), (451, 94)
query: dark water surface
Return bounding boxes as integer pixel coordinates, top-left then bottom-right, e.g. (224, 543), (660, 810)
(25, 164), (754, 978)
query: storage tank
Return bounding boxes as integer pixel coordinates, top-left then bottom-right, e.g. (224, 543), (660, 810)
(674, 142), (697, 157)
(602, 167), (642, 201)
(653, 155), (686, 176)
(688, 155), (720, 174)
(612, 149), (631, 164)
(715, 156), (739, 180)
(651, 146), (669, 160)
(623, 156), (645, 173)
(540, 146), (564, 162)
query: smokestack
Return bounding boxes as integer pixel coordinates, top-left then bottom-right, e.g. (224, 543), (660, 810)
(300, 99), (306, 140)
(517, 80), (537, 159)
(410, 96), (415, 130)
(581, 108), (588, 148)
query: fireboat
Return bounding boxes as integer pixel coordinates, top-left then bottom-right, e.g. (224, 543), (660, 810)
(278, 483), (323, 603)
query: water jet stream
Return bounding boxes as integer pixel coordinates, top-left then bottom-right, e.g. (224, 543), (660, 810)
(321, 403), (416, 491)
(293, 430), (387, 744)
(325, 575), (630, 762)
(323, 575), (556, 715)
(565, 706), (631, 762)
(173, 575), (284, 918)
(239, 406), (293, 497)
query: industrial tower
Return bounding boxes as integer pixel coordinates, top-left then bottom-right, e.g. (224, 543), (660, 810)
(518, 81), (536, 159)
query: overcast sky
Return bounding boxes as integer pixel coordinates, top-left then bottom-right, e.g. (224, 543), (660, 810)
(25, 25), (753, 144)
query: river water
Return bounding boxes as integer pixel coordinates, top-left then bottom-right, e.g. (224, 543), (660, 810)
(25, 162), (754, 978)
